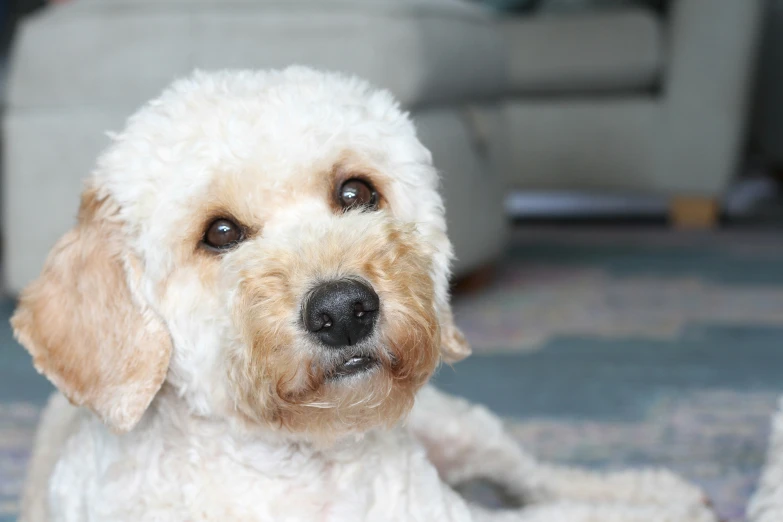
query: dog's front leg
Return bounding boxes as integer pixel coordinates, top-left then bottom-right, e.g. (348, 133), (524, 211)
(410, 387), (709, 510)
(409, 386), (547, 505)
(468, 502), (717, 522)
(523, 463), (711, 509)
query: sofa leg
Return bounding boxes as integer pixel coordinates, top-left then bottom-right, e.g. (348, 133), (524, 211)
(669, 196), (720, 229)
(452, 263), (496, 295)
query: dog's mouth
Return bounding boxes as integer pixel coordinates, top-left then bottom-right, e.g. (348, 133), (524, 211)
(329, 354), (379, 379)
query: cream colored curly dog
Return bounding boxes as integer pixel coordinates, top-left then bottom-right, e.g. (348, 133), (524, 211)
(13, 67), (715, 522)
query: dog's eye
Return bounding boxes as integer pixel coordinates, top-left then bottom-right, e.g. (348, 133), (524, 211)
(339, 179), (378, 210)
(203, 218), (243, 250)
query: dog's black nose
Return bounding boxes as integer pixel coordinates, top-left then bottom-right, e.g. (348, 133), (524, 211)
(303, 279), (379, 347)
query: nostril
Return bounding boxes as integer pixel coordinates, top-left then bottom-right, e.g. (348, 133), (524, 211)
(303, 311), (333, 333)
(354, 302), (371, 318)
(321, 314), (333, 329)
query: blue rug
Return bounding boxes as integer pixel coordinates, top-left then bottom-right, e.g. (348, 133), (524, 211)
(2, 226), (783, 521)
(441, 227), (783, 521)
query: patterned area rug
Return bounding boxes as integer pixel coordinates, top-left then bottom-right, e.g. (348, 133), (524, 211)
(1, 226), (782, 521)
(437, 226), (783, 522)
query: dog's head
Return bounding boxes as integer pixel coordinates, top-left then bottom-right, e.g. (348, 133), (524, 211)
(12, 68), (470, 438)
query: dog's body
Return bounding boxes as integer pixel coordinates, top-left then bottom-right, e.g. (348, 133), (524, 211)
(15, 67), (715, 522)
(23, 388), (469, 522)
(23, 386), (713, 522)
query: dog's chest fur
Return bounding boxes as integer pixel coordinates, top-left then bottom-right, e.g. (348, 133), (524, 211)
(41, 392), (471, 522)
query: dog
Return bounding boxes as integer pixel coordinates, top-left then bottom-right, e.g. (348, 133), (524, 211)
(13, 67), (717, 522)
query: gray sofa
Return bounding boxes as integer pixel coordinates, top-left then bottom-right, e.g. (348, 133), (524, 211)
(2, 0), (763, 293)
(501, 0), (763, 227)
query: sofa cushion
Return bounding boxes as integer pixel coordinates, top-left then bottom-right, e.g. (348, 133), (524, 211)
(8, 0), (505, 111)
(502, 8), (663, 94)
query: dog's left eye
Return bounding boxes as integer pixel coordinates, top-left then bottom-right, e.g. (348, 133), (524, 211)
(339, 179), (378, 210)
(203, 218), (244, 251)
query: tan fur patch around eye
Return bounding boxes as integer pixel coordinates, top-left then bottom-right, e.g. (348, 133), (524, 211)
(326, 154), (391, 214)
(157, 174), (268, 299)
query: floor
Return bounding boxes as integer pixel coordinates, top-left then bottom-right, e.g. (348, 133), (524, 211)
(438, 225), (783, 521)
(1, 224), (783, 521)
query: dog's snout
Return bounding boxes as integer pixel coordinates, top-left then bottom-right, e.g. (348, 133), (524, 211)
(303, 280), (379, 347)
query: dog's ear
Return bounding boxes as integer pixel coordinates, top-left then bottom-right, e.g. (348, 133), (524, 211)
(11, 188), (172, 433)
(439, 306), (471, 363)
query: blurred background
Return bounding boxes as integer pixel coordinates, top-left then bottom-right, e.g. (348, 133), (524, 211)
(0, 0), (782, 520)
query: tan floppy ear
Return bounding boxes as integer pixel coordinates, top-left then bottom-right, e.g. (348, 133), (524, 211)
(11, 189), (172, 433)
(440, 306), (471, 363)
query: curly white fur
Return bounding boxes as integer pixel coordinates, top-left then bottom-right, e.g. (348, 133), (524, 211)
(14, 67), (715, 522)
(748, 397), (783, 522)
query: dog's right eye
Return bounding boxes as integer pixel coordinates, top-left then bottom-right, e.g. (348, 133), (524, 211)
(338, 179), (378, 211)
(203, 218), (244, 251)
